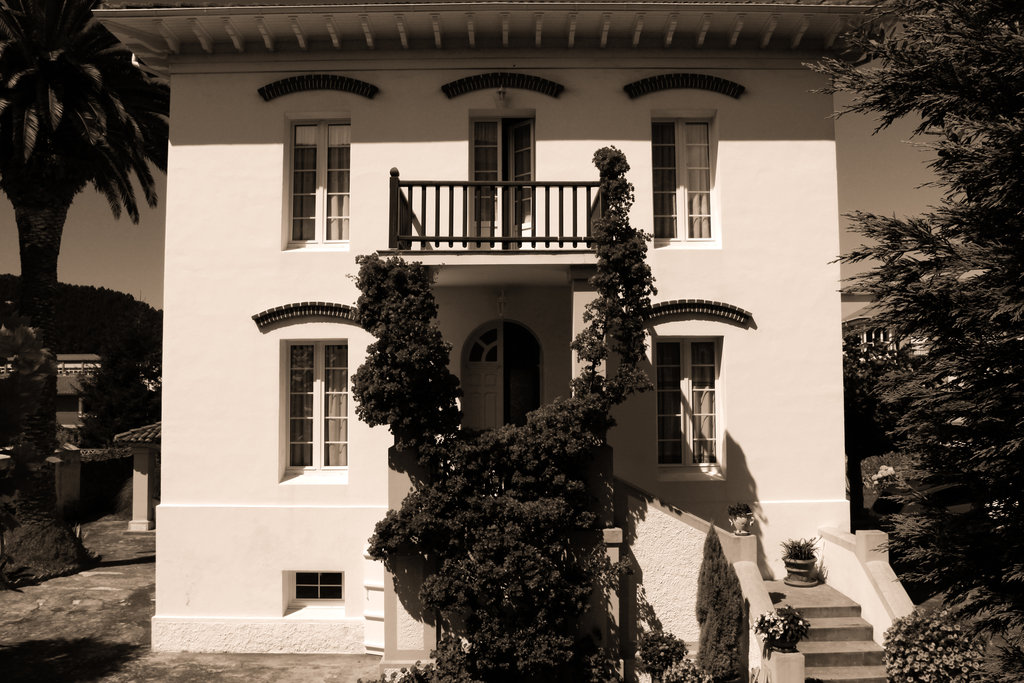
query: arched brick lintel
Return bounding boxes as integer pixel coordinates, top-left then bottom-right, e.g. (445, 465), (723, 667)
(623, 74), (745, 100)
(441, 72), (565, 99)
(257, 74), (380, 101)
(646, 299), (753, 327)
(252, 302), (361, 331)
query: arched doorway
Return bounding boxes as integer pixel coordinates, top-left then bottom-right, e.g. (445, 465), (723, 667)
(461, 320), (541, 429)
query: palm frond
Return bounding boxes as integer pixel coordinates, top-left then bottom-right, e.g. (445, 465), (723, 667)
(21, 104), (37, 159)
(46, 84), (62, 129)
(0, 0), (167, 222)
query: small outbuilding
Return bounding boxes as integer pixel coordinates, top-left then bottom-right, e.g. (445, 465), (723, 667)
(114, 422), (160, 532)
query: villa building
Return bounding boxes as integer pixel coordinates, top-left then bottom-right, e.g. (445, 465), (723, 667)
(97, 1), (908, 679)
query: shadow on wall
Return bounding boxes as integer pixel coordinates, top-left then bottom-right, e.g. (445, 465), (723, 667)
(615, 431), (768, 680)
(722, 432), (769, 577)
(385, 448), (438, 636)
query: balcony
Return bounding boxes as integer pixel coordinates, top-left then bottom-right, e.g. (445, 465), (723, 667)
(388, 168), (602, 252)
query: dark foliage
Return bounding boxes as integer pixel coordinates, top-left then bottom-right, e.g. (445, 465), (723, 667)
(813, 0), (1024, 668)
(350, 255), (461, 450)
(0, 0), (167, 578)
(0, 276), (161, 447)
(570, 147), (656, 407)
(0, 275), (160, 354)
(358, 148), (654, 681)
(78, 315), (161, 447)
(842, 334), (918, 523)
(636, 628), (689, 680)
(0, 313), (53, 445)
(695, 527), (744, 681)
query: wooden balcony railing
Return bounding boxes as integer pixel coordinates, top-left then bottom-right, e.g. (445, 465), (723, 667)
(388, 168), (602, 251)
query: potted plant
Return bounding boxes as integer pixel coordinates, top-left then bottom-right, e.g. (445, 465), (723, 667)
(727, 503), (754, 535)
(781, 537), (818, 587)
(753, 605), (810, 657)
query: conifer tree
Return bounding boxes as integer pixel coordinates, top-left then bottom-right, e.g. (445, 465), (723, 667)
(695, 526), (744, 681)
(814, 1), (1024, 673)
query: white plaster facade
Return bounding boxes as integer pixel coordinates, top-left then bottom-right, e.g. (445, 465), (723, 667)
(98, 0), (861, 661)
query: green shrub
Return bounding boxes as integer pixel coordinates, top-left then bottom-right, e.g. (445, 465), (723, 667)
(884, 609), (984, 683)
(695, 527), (745, 680)
(637, 629), (689, 680)
(663, 659), (714, 683)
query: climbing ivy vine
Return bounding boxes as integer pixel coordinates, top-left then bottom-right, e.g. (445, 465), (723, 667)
(355, 147), (655, 682)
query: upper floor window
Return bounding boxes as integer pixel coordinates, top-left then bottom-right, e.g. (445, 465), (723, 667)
(470, 118), (534, 244)
(652, 120), (713, 243)
(290, 122), (350, 245)
(287, 342), (348, 470)
(656, 339), (719, 466)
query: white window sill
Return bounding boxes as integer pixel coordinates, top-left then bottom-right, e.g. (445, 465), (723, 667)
(285, 604), (347, 620)
(281, 469), (350, 485)
(653, 239), (721, 251)
(285, 242), (351, 252)
(658, 464), (724, 482)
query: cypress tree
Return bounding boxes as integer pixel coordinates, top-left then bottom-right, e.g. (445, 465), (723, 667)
(695, 526), (744, 681)
(814, 2), (1024, 674)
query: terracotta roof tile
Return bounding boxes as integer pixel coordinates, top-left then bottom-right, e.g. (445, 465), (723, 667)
(114, 422), (161, 445)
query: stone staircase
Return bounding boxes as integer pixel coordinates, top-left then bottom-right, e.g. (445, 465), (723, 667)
(765, 581), (886, 683)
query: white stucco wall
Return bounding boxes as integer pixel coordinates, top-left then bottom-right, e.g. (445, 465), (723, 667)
(628, 496), (708, 644)
(156, 45), (847, 652)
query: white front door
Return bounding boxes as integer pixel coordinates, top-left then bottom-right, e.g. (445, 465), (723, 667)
(462, 324), (502, 430)
(461, 321), (541, 430)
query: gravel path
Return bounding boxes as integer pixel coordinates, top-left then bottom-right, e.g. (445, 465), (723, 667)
(0, 518), (381, 682)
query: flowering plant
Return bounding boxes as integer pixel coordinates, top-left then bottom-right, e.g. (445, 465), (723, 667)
(753, 606), (810, 656)
(884, 609), (984, 682)
(870, 464), (898, 490)
(662, 658), (714, 683)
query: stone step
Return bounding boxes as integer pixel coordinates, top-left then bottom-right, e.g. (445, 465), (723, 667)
(764, 581), (861, 618)
(805, 616), (875, 642)
(799, 641), (885, 668)
(804, 664), (887, 683)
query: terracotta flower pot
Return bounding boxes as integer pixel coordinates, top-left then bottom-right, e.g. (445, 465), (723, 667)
(771, 636), (800, 653)
(783, 558), (817, 587)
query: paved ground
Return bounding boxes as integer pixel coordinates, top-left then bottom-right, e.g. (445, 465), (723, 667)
(0, 518), (381, 682)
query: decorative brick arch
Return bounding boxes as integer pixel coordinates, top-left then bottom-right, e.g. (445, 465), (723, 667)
(252, 302), (360, 331)
(257, 74), (379, 101)
(623, 74), (745, 100)
(441, 72), (565, 99)
(646, 299), (753, 327)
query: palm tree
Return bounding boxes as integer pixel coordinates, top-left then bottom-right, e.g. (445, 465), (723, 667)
(0, 0), (168, 579)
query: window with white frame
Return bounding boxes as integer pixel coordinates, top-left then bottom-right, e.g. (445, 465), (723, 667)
(287, 342), (349, 470)
(651, 120), (713, 242)
(290, 571), (344, 603)
(470, 118), (534, 241)
(656, 339), (719, 465)
(290, 122), (350, 244)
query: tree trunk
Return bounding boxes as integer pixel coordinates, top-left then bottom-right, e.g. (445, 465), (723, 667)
(4, 201), (92, 581)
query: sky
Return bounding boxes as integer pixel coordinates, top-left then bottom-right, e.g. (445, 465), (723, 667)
(0, 92), (940, 312)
